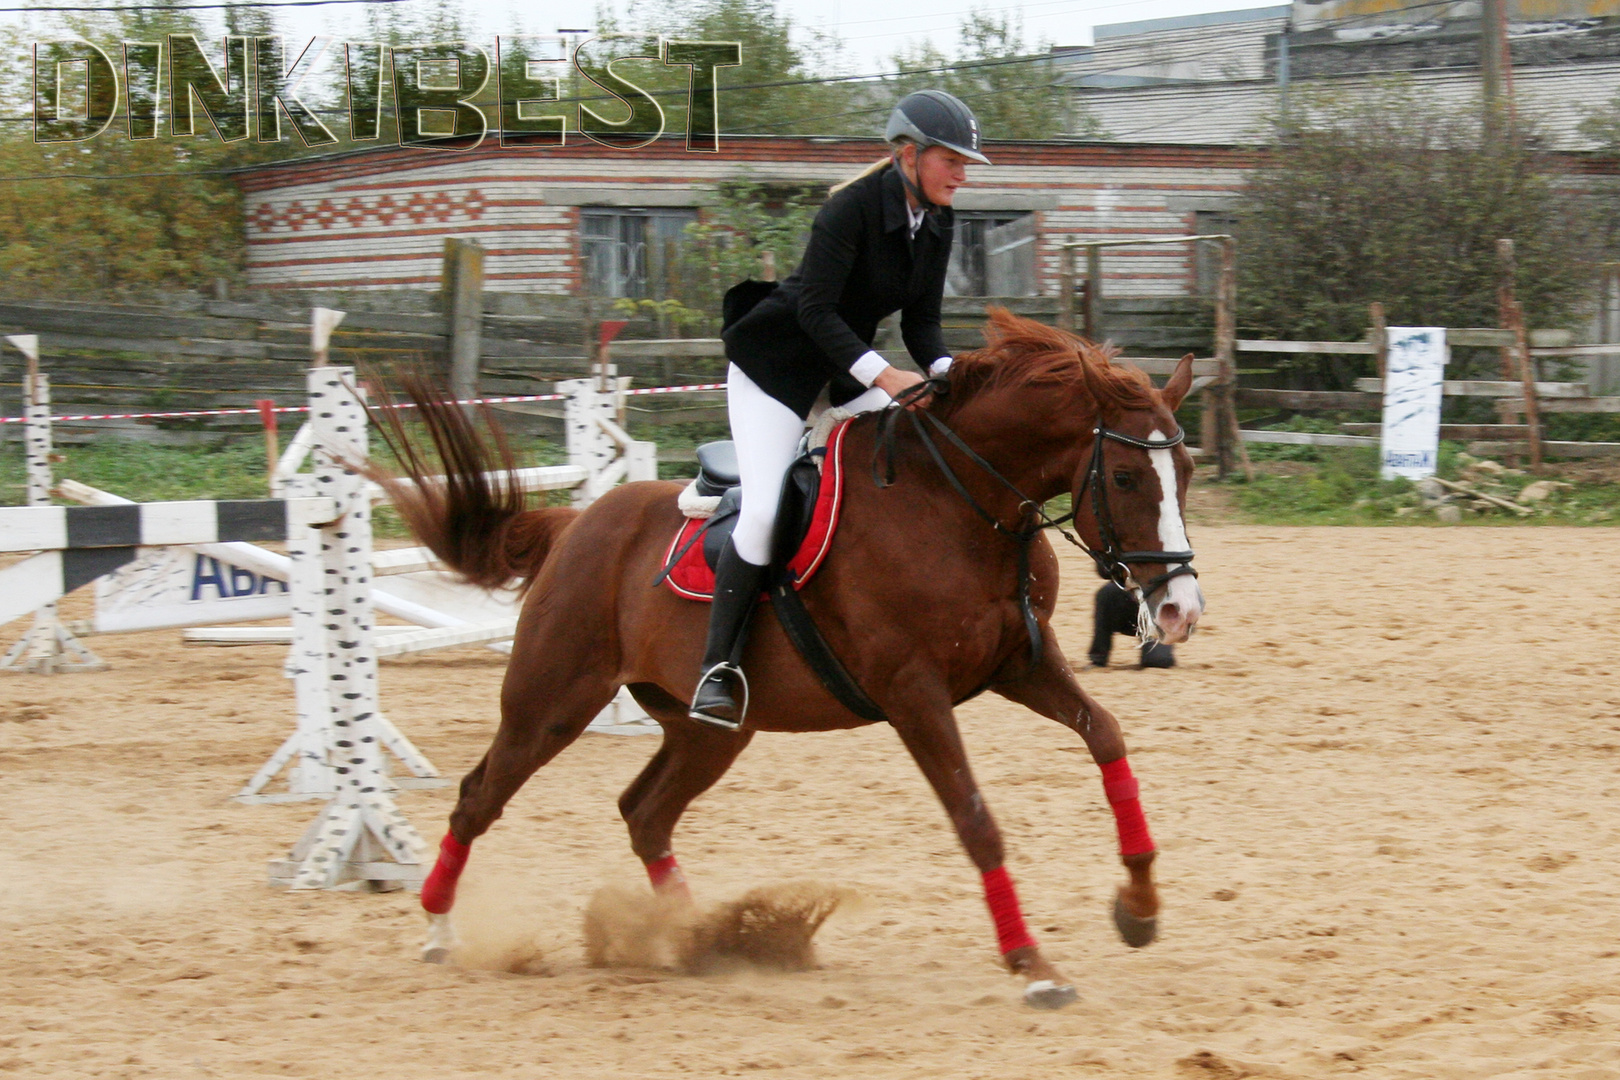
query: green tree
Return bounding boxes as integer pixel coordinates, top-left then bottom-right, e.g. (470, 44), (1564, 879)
(0, 9), (257, 297)
(888, 12), (1074, 141)
(1574, 90), (1620, 258)
(623, 0), (845, 137)
(1237, 84), (1596, 386)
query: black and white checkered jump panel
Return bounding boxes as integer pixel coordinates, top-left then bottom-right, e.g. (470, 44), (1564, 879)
(0, 497), (339, 554)
(0, 497), (339, 628)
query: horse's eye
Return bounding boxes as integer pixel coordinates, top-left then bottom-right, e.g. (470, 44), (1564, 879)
(1113, 470), (1135, 490)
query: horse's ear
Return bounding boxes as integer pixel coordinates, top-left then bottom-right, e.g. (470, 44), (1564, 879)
(1078, 351), (1116, 422)
(1160, 354), (1195, 412)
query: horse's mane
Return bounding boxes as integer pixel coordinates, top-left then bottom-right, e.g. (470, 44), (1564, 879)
(940, 307), (1158, 415)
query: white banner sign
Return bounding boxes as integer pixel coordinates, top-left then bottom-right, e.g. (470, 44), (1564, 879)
(1379, 327), (1448, 480)
(94, 548), (290, 633)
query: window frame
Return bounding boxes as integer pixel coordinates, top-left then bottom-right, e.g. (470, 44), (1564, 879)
(579, 207), (699, 299)
(946, 210), (1038, 298)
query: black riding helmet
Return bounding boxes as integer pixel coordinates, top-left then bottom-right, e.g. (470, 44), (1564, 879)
(885, 90), (991, 166)
(884, 90), (989, 215)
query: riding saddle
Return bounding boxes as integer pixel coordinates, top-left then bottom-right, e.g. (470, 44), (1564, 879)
(666, 423), (885, 722)
(689, 439), (824, 575)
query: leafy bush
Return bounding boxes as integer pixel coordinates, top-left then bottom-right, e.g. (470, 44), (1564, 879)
(1237, 84), (1598, 388)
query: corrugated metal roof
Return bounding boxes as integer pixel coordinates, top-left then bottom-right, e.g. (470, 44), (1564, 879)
(1059, 14), (1289, 86)
(1094, 5), (1292, 40)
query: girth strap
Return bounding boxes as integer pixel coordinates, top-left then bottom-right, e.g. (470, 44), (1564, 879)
(767, 578), (889, 723)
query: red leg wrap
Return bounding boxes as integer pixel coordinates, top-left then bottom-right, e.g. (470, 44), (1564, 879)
(1100, 757), (1155, 857)
(981, 866), (1038, 955)
(421, 833), (471, 915)
(645, 855), (690, 898)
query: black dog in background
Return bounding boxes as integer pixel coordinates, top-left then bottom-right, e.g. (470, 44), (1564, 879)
(1089, 582), (1175, 669)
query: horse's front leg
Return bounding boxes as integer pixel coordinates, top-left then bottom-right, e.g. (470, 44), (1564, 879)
(889, 698), (1077, 1010)
(992, 637), (1160, 948)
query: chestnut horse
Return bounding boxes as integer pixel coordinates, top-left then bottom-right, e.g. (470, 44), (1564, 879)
(374, 309), (1204, 1009)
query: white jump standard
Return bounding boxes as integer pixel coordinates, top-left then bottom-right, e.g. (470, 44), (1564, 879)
(2, 333), (103, 674)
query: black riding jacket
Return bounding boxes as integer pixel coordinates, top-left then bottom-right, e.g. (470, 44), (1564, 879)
(722, 163), (954, 418)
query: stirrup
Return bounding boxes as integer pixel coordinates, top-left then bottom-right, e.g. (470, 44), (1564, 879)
(689, 662), (749, 731)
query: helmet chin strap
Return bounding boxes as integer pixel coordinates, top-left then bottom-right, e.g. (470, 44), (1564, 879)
(891, 150), (938, 215)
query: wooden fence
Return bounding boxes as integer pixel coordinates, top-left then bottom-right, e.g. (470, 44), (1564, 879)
(1233, 325), (1620, 461)
(0, 287), (1213, 445)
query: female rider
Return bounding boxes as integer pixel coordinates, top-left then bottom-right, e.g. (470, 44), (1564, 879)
(690, 89), (990, 729)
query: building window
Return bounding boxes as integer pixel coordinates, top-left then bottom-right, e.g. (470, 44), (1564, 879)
(947, 212), (1037, 297)
(580, 209), (699, 298)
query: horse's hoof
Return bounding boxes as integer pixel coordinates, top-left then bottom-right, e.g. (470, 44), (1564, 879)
(1113, 893), (1158, 948)
(421, 911), (456, 964)
(1024, 980), (1078, 1010)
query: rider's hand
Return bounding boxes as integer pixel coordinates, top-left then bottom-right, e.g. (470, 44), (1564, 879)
(873, 365), (929, 408)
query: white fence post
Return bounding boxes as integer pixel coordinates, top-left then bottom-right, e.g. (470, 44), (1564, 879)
(1, 336), (104, 674)
(561, 375), (617, 506)
(561, 375), (660, 505)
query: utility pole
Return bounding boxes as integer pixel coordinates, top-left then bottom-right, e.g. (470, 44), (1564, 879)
(1277, 16), (1291, 135)
(1481, 0), (1510, 133)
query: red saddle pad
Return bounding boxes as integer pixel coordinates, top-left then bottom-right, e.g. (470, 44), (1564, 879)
(662, 419), (853, 602)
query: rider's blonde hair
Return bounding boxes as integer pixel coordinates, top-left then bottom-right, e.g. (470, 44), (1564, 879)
(828, 137), (913, 196)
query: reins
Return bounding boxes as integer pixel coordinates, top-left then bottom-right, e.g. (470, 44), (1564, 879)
(872, 376), (1197, 665)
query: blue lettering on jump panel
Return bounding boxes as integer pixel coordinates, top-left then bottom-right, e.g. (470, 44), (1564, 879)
(190, 554), (289, 600)
(1383, 451), (1434, 470)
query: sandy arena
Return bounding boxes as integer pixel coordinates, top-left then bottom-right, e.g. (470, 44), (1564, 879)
(3, 525), (1619, 1079)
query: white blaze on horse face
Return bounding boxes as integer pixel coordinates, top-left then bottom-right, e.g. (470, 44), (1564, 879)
(1147, 428), (1203, 642)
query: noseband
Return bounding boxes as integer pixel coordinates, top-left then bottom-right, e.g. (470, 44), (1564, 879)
(1076, 425), (1198, 598)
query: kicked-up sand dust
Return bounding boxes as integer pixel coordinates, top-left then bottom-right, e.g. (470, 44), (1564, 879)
(581, 881), (852, 974)
(2, 526), (1619, 1078)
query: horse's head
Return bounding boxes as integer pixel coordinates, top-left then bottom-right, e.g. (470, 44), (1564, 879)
(1071, 353), (1204, 645)
(942, 309), (1205, 644)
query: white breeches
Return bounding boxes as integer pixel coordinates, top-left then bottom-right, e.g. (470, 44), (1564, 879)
(726, 364), (891, 566)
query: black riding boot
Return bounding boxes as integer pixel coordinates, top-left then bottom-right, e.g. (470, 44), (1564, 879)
(1139, 641), (1176, 669)
(1089, 583), (1136, 666)
(689, 540), (767, 730)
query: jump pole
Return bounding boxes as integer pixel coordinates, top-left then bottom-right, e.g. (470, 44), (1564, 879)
(1, 334), (105, 674)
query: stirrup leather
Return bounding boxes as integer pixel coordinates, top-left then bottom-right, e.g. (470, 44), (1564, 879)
(689, 661), (749, 730)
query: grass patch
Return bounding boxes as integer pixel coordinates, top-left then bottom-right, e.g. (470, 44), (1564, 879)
(1, 428), (580, 538)
(9, 420), (1614, 535)
(1, 440), (274, 505)
(1228, 437), (1620, 526)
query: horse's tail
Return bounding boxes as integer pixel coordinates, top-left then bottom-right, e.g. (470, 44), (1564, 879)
(363, 373), (578, 594)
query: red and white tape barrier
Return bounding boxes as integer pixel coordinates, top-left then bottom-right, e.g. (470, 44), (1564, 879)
(0, 384), (727, 425)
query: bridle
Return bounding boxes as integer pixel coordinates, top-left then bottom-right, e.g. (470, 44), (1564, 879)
(1075, 424), (1199, 598)
(874, 377), (1197, 663)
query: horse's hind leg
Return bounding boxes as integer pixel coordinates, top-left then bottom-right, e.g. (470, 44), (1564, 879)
(418, 643), (619, 960)
(619, 683), (754, 897)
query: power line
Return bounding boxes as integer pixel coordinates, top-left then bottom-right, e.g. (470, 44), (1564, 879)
(0, 43), (1065, 126)
(2, 0), (1605, 168)
(0, 0), (415, 10)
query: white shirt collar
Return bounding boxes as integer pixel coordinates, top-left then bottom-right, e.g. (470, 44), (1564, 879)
(906, 201), (925, 237)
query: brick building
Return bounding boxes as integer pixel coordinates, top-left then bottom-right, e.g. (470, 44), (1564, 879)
(232, 136), (1259, 301)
